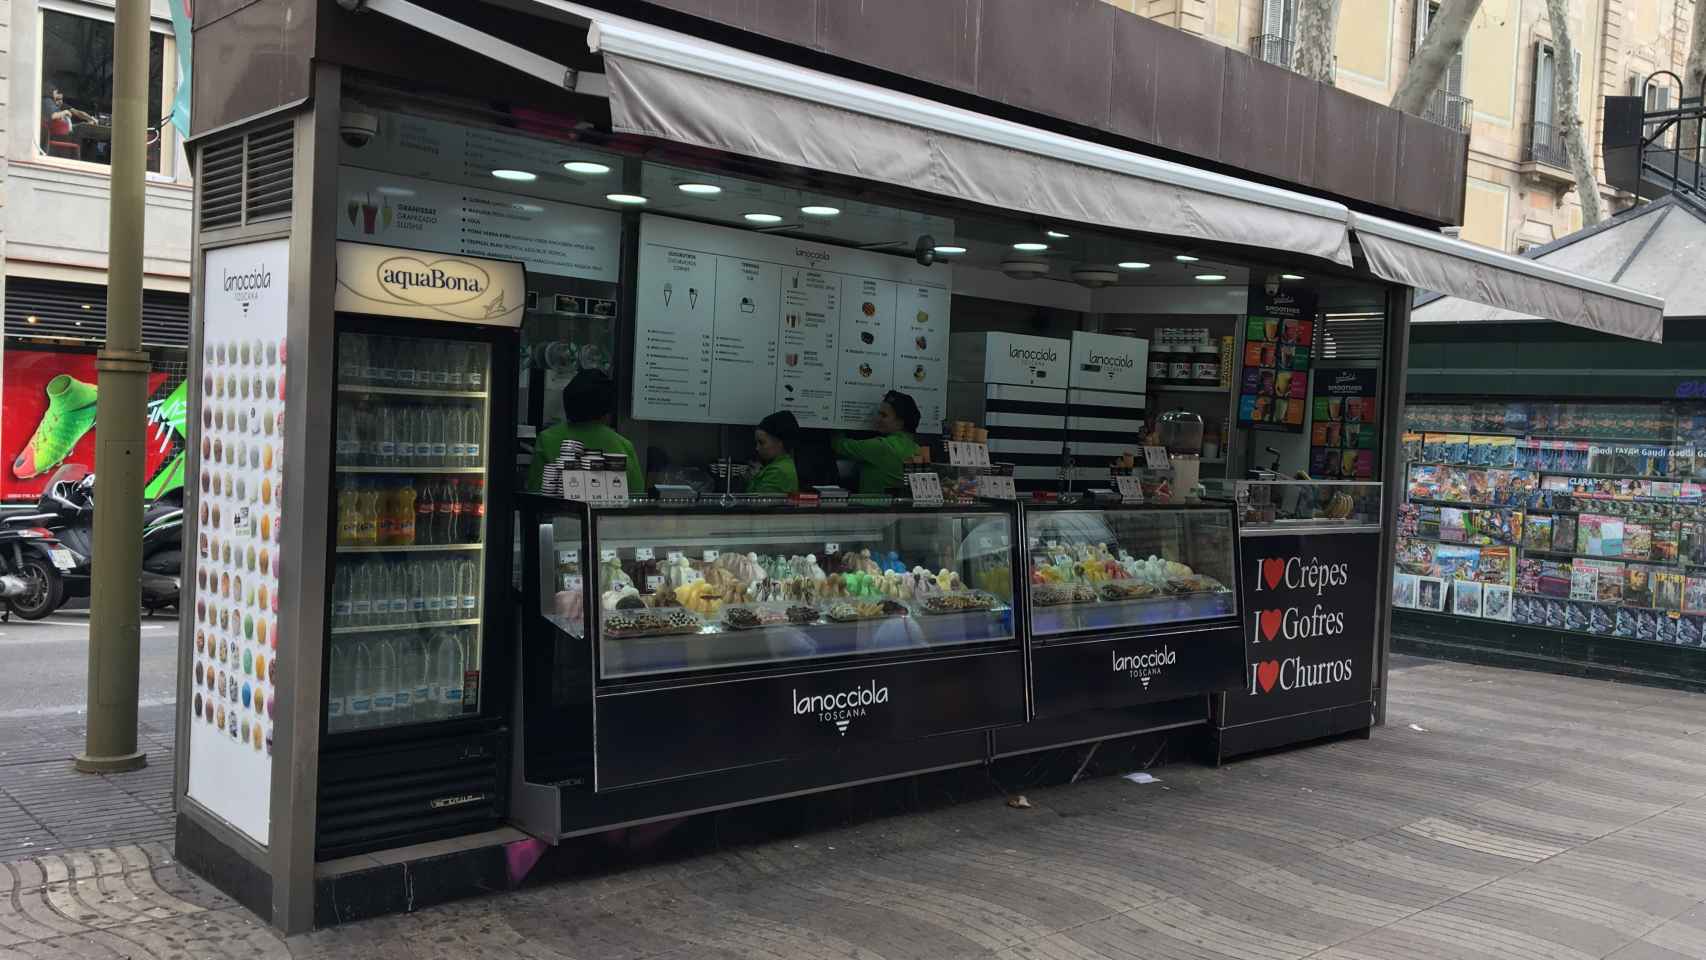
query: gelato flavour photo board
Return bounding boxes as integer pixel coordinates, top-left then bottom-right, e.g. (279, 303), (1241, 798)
(1237, 283), (1315, 432)
(186, 238), (289, 845)
(631, 215), (951, 431)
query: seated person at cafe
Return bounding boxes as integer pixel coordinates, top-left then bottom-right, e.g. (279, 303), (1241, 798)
(747, 411), (801, 495)
(40, 88), (94, 159)
(831, 390), (920, 494)
(526, 369), (644, 493)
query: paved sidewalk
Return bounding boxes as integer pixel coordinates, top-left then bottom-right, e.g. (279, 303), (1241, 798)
(10, 658), (1706, 958)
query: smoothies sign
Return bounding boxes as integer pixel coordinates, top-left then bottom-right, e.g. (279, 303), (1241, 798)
(1223, 531), (1378, 732)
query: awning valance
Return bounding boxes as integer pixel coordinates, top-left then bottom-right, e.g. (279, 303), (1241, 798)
(1351, 213), (1666, 343)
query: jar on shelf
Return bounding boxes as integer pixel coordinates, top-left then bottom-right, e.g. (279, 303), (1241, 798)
(1193, 344), (1220, 387)
(1167, 345), (1192, 386)
(1147, 347), (1169, 387)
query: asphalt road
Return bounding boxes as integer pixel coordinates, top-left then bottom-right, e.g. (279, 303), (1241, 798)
(0, 610), (178, 719)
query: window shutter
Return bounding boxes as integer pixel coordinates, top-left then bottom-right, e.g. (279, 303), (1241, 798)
(1414, 0), (1431, 52)
(1262, 0), (1296, 41)
(1534, 43), (1555, 126)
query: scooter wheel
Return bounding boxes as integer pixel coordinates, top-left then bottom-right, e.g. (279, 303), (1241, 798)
(9, 558), (64, 621)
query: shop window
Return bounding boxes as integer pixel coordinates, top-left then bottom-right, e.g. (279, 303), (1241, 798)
(39, 8), (166, 172)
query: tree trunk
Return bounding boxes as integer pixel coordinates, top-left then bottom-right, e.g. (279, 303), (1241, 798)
(1292, 0), (1342, 83)
(1544, 0), (1603, 226)
(1391, 0), (1482, 116)
(1682, 0), (1706, 162)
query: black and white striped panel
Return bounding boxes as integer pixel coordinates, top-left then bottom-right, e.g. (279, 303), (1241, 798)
(984, 383), (1067, 486)
(1066, 387), (1146, 478)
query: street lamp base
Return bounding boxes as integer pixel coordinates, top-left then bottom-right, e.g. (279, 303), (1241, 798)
(73, 751), (147, 774)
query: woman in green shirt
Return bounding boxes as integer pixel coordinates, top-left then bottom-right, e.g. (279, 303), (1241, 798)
(832, 391), (920, 494)
(746, 411), (801, 495)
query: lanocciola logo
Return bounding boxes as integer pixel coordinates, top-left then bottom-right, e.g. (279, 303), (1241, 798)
(1086, 351), (1135, 368)
(793, 680), (889, 735)
(223, 266), (271, 303)
(1112, 645), (1175, 689)
(1009, 346), (1058, 362)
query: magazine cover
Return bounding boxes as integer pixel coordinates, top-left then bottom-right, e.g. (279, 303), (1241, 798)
(1435, 545), (1482, 582)
(1477, 546), (1514, 584)
(1418, 504), (1441, 538)
(1623, 521), (1653, 560)
(1654, 523), (1681, 563)
(1589, 559), (1627, 603)
(1442, 434), (1470, 465)
(1579, 514), (1626, 557)
(1680, 615), (1704, 646)
(1615, 606), (1637, 637)
(1570, 561), (1599, 602)
(1623, 563), (1657, 607)
(1653, 569), (1685, 612)
(1517, 557), (1542, 593)
(1547, 599), (1567, 628)
(1685, 575), (1706, 614)
(1395, 538), (1440, 576)
(1422, 433), (1447, 462)
(1452, 579), (1484, 617)
(1467, 435), (1494, 466)
(1589, 603), (1615, 635)
(1401, 431), (1423, 462)
(1658, 612), (1679, 645)
(1512, 595), (1537, 625)
(1637, 609), (1660, 642)
(1490, 437), (1518, 468)
(1440, 507), (1467, 542)
(1482, 583), (1513, 621)
(1523, 515), (1554, 551)
(1552, 515), (1578, 554)
(1465, 469), (1491, 504)
(1393, 573), (1418, 609)
(1408, 464), (1442, 500)
(1539, 560), (1574, 597)
(1565, 601), (1591, 632)
(1416, 576), (1446, 612)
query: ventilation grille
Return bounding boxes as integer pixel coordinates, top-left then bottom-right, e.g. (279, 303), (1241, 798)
(198, 120), (294, 231)
(5, 278), (191, 347)
(1314, 314), (1386, 361)
(316, 730), (506, 860)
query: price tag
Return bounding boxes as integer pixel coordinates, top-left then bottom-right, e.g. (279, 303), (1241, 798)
(825, 542), (840, 555)
(599, 548), (618, 562)
(667, 551), (684, 562)
(703, 549), (720, 562)
(562, 575), (583, 591)
(972, 444), (991, 467)
(645, 576), (663, 591)
(1142, 446), (1171, 470)
(1115, 475), (1145, 502)
(907, 472), (944, 505)
(981, 476), (1016, 500)
(635, 547), (655, 561)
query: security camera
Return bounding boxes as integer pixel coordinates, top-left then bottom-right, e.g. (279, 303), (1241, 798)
(340, 108), (379, 149)
(915, 235), (936, 267)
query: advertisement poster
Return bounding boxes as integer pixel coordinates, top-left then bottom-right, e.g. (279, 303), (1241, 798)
(185, 238), (289, 846)
(631, 215), (951, 431)
(1, 348), (182, 502)
(1310, 367), (1379, 479)
(1220, 531), (1379, 749)
(1236, 282), (1316, 432)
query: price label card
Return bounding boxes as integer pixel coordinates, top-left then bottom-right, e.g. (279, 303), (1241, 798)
(563, 575), (583, 591)
(825, 542), (840, 555)
(635, 547), (655, 561)
(973, 444), (991, 467)
(946, 441), (964, 465)
(703, 549), (720, 562)
(981, 476), (1016, 500)
(645, 576), (663, 591)
(907, 473), (944, 505)
(599, 548), (618, 562)
(558, 549), (580, 564)
(1115, 475), (1145, 502)
(1142, 446), (1171, 470)
(667, 551), (684, 562)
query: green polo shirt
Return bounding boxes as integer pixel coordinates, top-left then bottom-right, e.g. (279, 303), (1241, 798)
(526, 421), (643, 493)
(747, 455), (798, 495)
(831, 432), (917, 494)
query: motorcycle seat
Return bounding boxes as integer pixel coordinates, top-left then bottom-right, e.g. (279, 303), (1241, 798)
(0, 513), (58, 528)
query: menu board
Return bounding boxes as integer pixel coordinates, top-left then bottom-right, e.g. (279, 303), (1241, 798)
(1311, 367), (1379, 479)
(337, 166), (621, 282)
(633, 215), (951, 431)
(1236, 283), (1316, 432)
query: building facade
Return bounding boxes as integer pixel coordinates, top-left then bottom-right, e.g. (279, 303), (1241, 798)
(1, 0), (193, 502)
(1103, 0), (1695, 251)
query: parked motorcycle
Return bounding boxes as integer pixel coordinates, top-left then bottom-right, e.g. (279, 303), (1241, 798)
(0, 524), (73, 621)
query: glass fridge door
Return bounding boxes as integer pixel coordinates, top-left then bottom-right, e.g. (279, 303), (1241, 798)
(325, 330), (493, 734)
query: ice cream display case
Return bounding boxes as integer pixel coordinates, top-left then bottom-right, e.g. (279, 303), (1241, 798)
(514, 495), (1026, 833)
(1016, 501), (1245, 720)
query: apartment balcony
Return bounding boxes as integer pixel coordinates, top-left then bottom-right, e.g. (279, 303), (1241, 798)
(1249, 34), (1292, 70)
(1521, 120), (1576, 190)
(1420, 88), (1473, 134)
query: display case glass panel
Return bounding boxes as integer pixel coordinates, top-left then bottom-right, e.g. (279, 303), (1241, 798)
(549, 508), (1017, 679)
(1237, 480), (1383, 529)
(1024, 506), (1236, 638)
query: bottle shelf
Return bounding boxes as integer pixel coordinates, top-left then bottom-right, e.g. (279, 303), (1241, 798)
(1149, 384), (1230, 394)
(336, 466), (487, 475)
(338, 384), (489, 400)
(332, 618), (482, 636)
(336, 543), (483, 554)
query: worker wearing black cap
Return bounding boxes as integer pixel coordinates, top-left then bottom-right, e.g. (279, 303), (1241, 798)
(526, 369), (643, 493)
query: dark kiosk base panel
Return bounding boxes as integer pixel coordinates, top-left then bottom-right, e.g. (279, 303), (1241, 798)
(1215, 701), (1374, 759)
(1394, 610), (1706, 694)
(175, 813), (273, 924)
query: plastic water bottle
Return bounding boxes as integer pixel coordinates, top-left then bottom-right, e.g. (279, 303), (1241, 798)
(406, 633), (433, 724)
(406, 559), (427, 623)
(447, 345), (465, 391)
(432, 630), (466, 719)
(349, 638), (374, 728)
(457, 559), (479, 617)
(332, 567), (353, 628)
(424, 559), (446, 621)
(423, 340), (448, 388)
(465, 345), (485, 392)
(326, 639), (350, 733)
(462, 408), (483, 466)
(446, 406), (467, 464)
(437, 559), (459, 623)
(421, 406), (444, 467)
(377, 404), (399, 467)
(396, 404), (418, 465)
(351, 559), (375, 626)
(336, 400), (360, 465)
(388, 561), (411, 625)
(372, 634), (398, 725)
(375, 338), (398, 386)
(395, 341), (419, 388)
(340, 334), (368, 386)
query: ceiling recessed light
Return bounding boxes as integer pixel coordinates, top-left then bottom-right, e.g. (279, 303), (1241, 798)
(512, 202), (545, 213)
(1012, 242), (1049, 252)
(1117, 261), (1150, 270)
(932, 245), (968, 255)
(1174, 254), (1199, 262)
(743, 212), (783, 223)
(605, 193), (648, 205)
(563, 160), (610, 175)
(1194, 274), (1228, 282)
(491, 169), (536, 182)
(1046, 230), (1071, 239)
(800, 205), (840, 217)
(1281, 273), (1306, 280)
(678, 182), (721, 195)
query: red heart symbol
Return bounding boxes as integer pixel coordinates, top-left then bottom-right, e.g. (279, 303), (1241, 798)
(1262, 558), (1284, 590)
(1257, 660), (1280, 693)
(1260, 609), (1283, 642)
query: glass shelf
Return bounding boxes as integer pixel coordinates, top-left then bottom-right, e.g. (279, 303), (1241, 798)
(336, 466), (487, 475)
(336, 543), (483, 554)
(332, 618), (482, 636)
(337, 384), (489, 400)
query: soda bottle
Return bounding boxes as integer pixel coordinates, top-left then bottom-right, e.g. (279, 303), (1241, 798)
(336, 483), (358, 546)
(356, 482), (379, 545)
(371, 633), (398, 725)
(462, 408), (483, 466)
(404, 559), (425, 624)
(376, 485), (396, 546)
(435, 480), (458, 545)
(349, 638), (375, 728)
(459, 480), (485, 543)
(432, 629), (466, 718)
(327, 638), (350, 733)
(339, 334), (367, 386)
(436, 559), (459, 623)
(465, 344), (486, 393)
(407, 634), (433, 723)
(395, 482), (417, 546)
(457, 558), (479, 617)
(414, 481), (436, 546)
